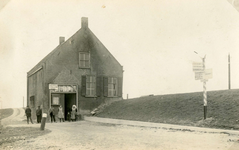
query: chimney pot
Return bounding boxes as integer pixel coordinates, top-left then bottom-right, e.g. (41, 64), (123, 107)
(81, 17), (88, 29)
(59, 37), (65, 45)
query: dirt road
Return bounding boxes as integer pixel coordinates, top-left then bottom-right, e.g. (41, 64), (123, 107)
(1, 121), (238, 150)
(1, 108), (239, 150)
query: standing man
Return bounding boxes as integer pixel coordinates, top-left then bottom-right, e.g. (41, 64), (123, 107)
(36, 106), (42, 123)
(49, 107), (56, 123)
(25, 105), (33, 124)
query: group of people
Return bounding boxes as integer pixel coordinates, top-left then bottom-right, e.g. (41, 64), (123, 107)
(48, 105), (78, 123)
(25, 105), (42, 124)
(25, 104), (78, 124)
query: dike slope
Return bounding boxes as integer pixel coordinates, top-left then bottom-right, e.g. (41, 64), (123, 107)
(97, 89), (239, 129)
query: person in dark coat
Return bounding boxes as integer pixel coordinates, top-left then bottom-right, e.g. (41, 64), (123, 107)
(48, 107), (56, 123)
(25, 105), (33, 124)
(36, 106), (42, 123)
(67, 111), (71, 122)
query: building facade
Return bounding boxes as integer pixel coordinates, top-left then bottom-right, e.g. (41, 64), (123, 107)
(27, 17), (123, 119)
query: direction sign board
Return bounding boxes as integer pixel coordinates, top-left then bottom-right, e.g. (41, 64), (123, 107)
(195, 72), (203, 80)
(192, 62), (204, 72)
(192, 62), (203, 66)
(203, 69), (213, 80)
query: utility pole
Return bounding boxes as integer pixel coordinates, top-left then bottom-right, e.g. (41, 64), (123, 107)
(0, 97), (2, 109)
(202, 56), (207, 120)
(228, 53), (231, 90)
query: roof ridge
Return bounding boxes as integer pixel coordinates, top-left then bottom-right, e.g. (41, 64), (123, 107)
(27, 28), (82, 74)
(88, 29), (123, 68)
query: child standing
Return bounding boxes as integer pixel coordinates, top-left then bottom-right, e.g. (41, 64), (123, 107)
(67, 112), (71, 122)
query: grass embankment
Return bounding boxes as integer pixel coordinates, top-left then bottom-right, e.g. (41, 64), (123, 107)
(0, 108), (51, 146)
(97, 89), (239, 130)
(0, 109), (13, 120)
(0, 127), (51, 145)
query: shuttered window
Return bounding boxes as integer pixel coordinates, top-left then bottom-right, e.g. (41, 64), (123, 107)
(81, 76), (86, 96)
(82, 76), (122, 98)
(96, 77), (102, 97)
(79, 52), (90, 68)
(117, 77), (123, 97)
(86, 76), (96, 97)
(108, 77), (118, 97)
(103, 77), (108, 97)
(30, 96), (35, 107)
(82, 75), (96, 97)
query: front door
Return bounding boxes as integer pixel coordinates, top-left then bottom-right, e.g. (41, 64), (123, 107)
(64, 93), (76, 119)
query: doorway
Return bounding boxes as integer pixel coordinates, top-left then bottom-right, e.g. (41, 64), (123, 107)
(64, 93), (76, 119)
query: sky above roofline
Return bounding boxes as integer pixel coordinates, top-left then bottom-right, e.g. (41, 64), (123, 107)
(1, 0), (239, 108)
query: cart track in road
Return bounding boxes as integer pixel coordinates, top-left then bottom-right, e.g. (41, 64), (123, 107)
(2, 108), (26, 126)
(1, 108), (239, 150)
(2, 121), (239, 150)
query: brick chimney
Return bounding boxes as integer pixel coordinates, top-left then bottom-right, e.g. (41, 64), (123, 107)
(59, 37), (65, 45)
(81, 17), (88, 29)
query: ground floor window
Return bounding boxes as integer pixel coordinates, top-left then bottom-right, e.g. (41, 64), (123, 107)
(108, 77), (118, 97)
(82, 75), (122, 97)
(30, 96), (35, 107)
(86, 76), (96, 97)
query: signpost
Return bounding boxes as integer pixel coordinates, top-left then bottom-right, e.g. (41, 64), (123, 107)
(192, 56), (213, 120)
(192, 62), (203, 72)
(203, 69), (213, 80)
(195, 72), (203, 80)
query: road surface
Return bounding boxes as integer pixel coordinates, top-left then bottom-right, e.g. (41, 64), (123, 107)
(1, 108), (239, 150)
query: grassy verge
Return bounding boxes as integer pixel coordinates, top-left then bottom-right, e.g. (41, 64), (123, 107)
(97, 89), (239, 130)
(0, 127), (51, 145)
(0, 109), (13, 120)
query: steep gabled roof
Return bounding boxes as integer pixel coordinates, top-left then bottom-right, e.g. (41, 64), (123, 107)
(28, 17), (122, 76)
(27, 28), (82, 76)
(87, 29), (122, 68)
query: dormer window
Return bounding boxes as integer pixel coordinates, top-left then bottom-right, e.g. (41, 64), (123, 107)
(79, 52), (90, 68)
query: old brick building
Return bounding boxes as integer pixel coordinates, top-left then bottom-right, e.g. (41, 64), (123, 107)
(27, 17), (123, 119)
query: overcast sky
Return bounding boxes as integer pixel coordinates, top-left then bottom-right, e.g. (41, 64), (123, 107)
(1, 0), (239, 108)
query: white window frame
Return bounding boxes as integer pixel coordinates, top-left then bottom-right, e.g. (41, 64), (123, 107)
(86, 76), (96, 97)
(108, 77), (118, 97)
(79, 52), (90, 68)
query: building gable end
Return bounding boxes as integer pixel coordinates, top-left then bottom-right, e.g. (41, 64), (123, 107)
(53, 68), (80, 85)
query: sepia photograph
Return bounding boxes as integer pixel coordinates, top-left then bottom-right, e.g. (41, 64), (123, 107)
(1, 0), (239, 149)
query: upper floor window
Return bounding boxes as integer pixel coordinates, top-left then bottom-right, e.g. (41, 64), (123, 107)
(79, 52), (90, 68)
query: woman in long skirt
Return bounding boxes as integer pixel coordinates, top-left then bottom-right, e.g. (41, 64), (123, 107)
(71, 105), (77, 121)
(58, 105), (64, 122)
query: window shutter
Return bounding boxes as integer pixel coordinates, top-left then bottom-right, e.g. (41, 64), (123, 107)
(96, 76), (102, 97)
(81, 76), (86, 96)
(103, 77), (108, 97)
(118, 77), (122, 97)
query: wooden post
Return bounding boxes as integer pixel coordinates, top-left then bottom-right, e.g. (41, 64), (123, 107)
(40, 113), (47, 130)
(228, 53), (231, 90)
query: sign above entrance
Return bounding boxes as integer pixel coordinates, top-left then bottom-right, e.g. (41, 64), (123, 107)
(49, 84), (58, 90)
(51, 85), (77, 93)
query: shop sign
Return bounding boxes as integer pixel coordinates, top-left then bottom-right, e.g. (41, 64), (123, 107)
(49, 84), (58, 90)
(52, 85), (77, 92)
